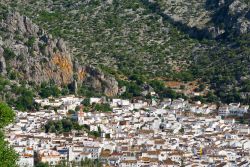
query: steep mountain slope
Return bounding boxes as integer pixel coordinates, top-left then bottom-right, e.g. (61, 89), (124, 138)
(0, 0), (249, 103)
(0, 7), (119, 97)
(0, 11), (73, 85)
(192, 34), (250, 103)
(155, 0), (250, 38)
(1, 0), (203, 77)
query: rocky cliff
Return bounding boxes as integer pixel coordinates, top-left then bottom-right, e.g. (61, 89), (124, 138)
(154, 0), (250, 38)
(0, 12), (118, 96)
(0, 0), (249, 102)
(0, 12), (73, 84)
(82, 66), (119, 97)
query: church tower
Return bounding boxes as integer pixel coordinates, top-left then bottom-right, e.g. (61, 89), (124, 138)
(77, 105), (85, 125)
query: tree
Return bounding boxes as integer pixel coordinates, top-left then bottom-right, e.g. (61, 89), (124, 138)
(15, 88), (34, 111)
(61, 86), (69, 96)
(35, 162), (49, 167)
(62, 119), (73, 132)
(75, 106), (80, 112)
(39, 87), (51, 98)
(44, 119), (83, 134)
(68, 110), (76, 115)
(0, 102), (15, 128)
(55, 121), (63, 133)
(121, 81), (142, 97)
(39, 83), (61, 98)
(45, 120), (54, 133)
(98, 126), (101, 134)
(49, 124), (56, 133)
(0, 131), (18, 167)
(94, 104), (111, 112)
(128, 74), (145, 85)
(55, 160), (67, 167)
(81, 98), (90, 107)
(179, 127), (184, 134)
(206, 91), (218, 103)
(0, 103), (18, 166)
(149, 80), (165, 92)
(79, 158), (102, 166)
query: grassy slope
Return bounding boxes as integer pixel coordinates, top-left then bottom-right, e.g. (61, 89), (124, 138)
(1, 0), (250, 103)
(2, 0), (202, 78)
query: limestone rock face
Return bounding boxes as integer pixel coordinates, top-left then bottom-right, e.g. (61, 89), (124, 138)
(0, 11), (119, 96)
(228, 0), (250, 34)
(77, 66), (119, 97)
(0, 46), (7, 75)
(229, 0), (248, 15)
(152, 0), (250, 38)
(4, 12), (40, 35)
(0, 11), (73, 85)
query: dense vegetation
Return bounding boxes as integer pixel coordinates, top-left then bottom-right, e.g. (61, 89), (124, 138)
(82, 98), (111, 113)
(0, 0), (250, 105)
(35, 158), (102, 167)
(38, 82), (75, 99)
(44, 118), (102, 138)
(0, 77), (36, 111)
(3, 0), (200, 78)
(191, 34), (250, 104)
(0, 102), (18, 167)
(44, 118), (83, 133)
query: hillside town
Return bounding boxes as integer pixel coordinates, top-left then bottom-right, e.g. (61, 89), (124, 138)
(4, 95), (250, 167)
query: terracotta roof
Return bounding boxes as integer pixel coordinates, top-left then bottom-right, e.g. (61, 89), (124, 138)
(26, 147), (33, 150)
(163, 158), (179, 165)
(147, 150), (160, 155)
(121, 160), (137, 164)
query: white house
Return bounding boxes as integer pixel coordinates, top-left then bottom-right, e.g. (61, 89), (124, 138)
(38, 150), (61, 166)
(218, 105), (230, 116)
(18, 154), (34, 167)
(90, 98), (103, 105)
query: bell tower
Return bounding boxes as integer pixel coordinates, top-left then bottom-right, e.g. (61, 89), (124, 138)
(77, 105), (85, 125)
